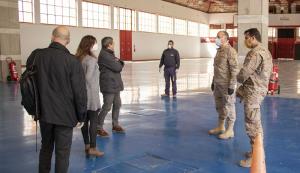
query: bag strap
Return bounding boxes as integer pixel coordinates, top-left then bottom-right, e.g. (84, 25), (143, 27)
(27, 49), (41, 70)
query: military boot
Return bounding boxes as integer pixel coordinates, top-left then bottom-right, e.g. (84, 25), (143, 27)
(219, 122), (234, 139)
(239, 157), (252, 168)
(208, 120), (225, 135)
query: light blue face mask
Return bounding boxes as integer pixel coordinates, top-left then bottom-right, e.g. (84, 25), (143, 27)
(215, 38), (222, 48)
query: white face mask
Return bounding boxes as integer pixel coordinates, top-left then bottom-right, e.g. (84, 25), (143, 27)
(91, 43), (98, 52)
(215, 38), (222, 48)
(168, 45), (172, 49)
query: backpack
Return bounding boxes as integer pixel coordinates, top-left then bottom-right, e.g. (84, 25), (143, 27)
(20, 50), (40, 121)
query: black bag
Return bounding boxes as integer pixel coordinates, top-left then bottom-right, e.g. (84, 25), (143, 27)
(20, 51), (40, 121)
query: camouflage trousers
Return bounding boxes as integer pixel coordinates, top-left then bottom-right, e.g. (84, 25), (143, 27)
(213, 84), (236, 124)
(244, 104), (263, 144)
(238, 86), (265, 145)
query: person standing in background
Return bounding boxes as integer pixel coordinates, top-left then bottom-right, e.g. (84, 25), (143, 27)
(159, 40), (180, 98)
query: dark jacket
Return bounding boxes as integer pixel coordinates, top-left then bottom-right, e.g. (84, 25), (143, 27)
(26, 42), (87, 127)
(159, 48), (180, 69)
(98, 48), (124, 93)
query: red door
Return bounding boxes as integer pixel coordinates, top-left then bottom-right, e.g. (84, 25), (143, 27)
(277, 38), (295, 59)
(120, 30), (132, 61)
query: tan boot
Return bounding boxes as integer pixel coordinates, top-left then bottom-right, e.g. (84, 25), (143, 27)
(218, 122), (234, 139)
(239, 157), (252, 168)
(84, 144), (90, 154)
(88, 148), (104, 157)
(208, 120), (225, 135)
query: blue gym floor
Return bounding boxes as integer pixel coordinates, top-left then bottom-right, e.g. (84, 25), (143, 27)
(1, 59), (300, 173)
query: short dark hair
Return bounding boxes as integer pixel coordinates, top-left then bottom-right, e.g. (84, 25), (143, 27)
(101, 37), (113, 48)
(168, 40), (174, 44)
(244, 28), (261, 42)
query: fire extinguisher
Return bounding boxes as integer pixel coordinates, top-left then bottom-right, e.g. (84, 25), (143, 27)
(6, 57), (19, 81)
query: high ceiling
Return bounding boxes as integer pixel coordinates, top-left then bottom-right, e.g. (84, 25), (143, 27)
(162, 0), (237, 13)
(162, 0), (300, 13)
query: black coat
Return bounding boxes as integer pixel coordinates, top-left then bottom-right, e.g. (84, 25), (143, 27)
(159, 48), (180, 69)
(98, 48), (124, 93)
(26, 42), (87, 127)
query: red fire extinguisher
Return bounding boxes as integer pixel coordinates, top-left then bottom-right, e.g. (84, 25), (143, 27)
(268, 63), (280, 95)
(6, 57), (19, 81)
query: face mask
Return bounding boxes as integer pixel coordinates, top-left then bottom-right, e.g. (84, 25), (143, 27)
(215, 38), (222, 47)
(91, 43), (98, 52)
(168, 45), (172, 49)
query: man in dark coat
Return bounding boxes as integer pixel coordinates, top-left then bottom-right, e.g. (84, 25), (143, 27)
(159, 40), (180, 98)
(26, 26), (87, 173)
(97, 37), (125, 137)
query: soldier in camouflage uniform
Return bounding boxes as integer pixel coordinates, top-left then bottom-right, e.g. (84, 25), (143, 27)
(208, 31), (239, 140)
(237, 28), (273, 168)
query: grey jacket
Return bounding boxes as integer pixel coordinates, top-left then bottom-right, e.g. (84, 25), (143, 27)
(81, 55), (101, 111)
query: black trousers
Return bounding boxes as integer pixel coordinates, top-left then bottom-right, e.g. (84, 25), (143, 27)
(97, 92), (121, 130)
(39, 121), (73, 173)
(164, 67), (177, 95)
(81, 110), (98, 148)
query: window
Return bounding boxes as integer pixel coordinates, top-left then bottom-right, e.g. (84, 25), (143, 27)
(114, 7), (119, 29)
(199, 24), (209, 37)
(40, 0), (77, 26)
(188, 21), (199, 36)
(174, 19), (187, 35)
(226, 28), (237, 37)
(82, 2), (110, 29)
(158, 15), (173, 34)
(209, 29), (222, 37)
(18, 0), (34, 23)
(268, 27), (276, 37)
(117, 8), (136, 31)
(138, 11), (156, 33)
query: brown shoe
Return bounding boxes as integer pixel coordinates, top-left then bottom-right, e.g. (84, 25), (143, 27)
(97, 129), (109, 137)
(161, 94), (170, 97)
(88, 148), (104, 157)
(112, 125), (125, 133)
(85, 144), (90, 154)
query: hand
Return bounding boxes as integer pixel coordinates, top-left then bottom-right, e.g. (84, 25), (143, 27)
(159, 67), (162, 73)
(175, 69), (178, 73)
(228, 88), (234, 95)
(211, 83), (214, 91)
(76, 122), (84, 129)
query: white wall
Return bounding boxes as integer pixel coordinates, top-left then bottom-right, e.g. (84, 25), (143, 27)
(20, 0), (210, 64)
(20, 23), (119, 64)
(209, 13), (236, 24)
(20, 23), (202, 62)
(132, 32), (200, 60)
(209, 13), (300, 27)
(200, 43), (217, 58)
(269, 14), (300, 26)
